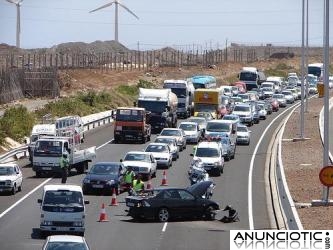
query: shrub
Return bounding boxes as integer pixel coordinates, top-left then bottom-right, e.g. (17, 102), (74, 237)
(0, 105), (35, 142)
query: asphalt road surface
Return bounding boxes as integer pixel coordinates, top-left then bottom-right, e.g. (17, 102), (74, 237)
(0, 101), (304, 250)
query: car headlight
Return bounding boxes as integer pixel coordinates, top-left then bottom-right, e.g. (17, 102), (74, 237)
(141, 200), (151, 207)
(214, 162), (220, 166)
(41, 220), (53, 226)
(107, 180), (115, 185)
(116, 126), (122, 131)
(83, 179), (90, 184)
(73, 221), (84, 227)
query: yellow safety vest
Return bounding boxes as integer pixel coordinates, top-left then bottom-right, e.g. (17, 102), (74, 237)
(124, 171), (135, 184)
(133, 179), (144, 191)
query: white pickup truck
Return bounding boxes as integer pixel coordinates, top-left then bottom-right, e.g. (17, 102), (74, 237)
(32, 136), (96, 177)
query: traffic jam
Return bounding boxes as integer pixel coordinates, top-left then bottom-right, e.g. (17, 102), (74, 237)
(0, 67), (321, 249)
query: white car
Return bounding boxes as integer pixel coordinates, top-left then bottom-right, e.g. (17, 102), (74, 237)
(178, 121), (201, 144)
(192, 141), (224, 176)
(188, 116), (207, 137)
(144, 143), (173, 169)
(281, 90), (295, 104)
(257, 103), (267, 120)
(42, 235), (90, 250)
(159, 128), (187, 151)
(154, 136), (179, 160)
(121, 151), (157, 179)
(236, 124), (251, 145)
(0, 163), (23, 195)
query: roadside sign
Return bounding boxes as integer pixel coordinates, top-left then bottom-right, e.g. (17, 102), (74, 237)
(319, 166), (333, 187)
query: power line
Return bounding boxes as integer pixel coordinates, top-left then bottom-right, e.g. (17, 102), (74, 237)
(1, 16), (324, 28)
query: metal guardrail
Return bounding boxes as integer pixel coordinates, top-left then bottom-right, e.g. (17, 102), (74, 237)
(0, 109), (115, 164)
(266, 102), (304, 230)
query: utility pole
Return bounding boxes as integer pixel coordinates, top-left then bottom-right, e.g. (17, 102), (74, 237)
(137, 41), (140, 51)
(305, 0), (309, 112)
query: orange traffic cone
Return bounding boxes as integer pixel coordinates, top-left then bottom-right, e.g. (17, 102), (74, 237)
(110, 188), (119, 206)
(161, 170), (168, 186)
(98, 203), (109, 222)
(146, 176), (153, 190)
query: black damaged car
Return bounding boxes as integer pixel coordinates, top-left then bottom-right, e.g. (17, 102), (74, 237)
(125, 181), (219, 222)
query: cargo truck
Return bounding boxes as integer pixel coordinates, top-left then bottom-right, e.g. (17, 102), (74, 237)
(163, 79), (195, 118)
(137, 88), (178, 132)
(32, 132), (96, 177)
(193, 88), (224, 119)
(113, 107), (151, 143)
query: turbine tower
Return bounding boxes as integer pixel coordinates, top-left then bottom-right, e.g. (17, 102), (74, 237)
(90, 0), (139, 43)
(5, 0), (23, 48)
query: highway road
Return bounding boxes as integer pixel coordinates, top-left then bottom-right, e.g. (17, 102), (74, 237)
(0, 101), (304, 250)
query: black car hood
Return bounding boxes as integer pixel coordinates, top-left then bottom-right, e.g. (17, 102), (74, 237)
(86, 173), (118, 181)
(186, 181), (214, 197)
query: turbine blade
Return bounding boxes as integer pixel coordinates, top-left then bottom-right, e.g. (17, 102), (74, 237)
(118, 3), (139, 19)
(89, 2), (114, 13)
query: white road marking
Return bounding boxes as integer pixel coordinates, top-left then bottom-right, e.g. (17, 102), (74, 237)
(248, 103), (301, 230)
(162, 222), (168, 232)
(96, 139), (114, 150)
(0, 178), (52, 219)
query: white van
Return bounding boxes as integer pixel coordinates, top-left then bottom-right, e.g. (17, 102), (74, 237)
(38, 184), (89, 236)
(55, 116), (85, 143)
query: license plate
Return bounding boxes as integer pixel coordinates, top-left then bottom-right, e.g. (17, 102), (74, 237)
(127, 202), (135, 207)
(42, 167), (52, 170)
(92, 184), (104, 188)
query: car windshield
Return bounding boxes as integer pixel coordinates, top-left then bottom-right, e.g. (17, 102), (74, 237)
(206, 122), (230, 132)
(179, 124), (196, 131)
(124, 153), (150, 162)
(155, 138), (173, 145)
(188, 118), (205, 125)
(237, 126), (248, 132)
(160, 130), (181, 137)
(223, 116), (237, 121)
(44, 242), (88, 250)
(272, 94), (284, 99)
(233, 105), (250, 112)
(145, 145), (168, 153)
(43, 191), (83, 206)
(89, 164), (119, 175)
(195, 148), (219, 157)
(0, 166), (15, 175)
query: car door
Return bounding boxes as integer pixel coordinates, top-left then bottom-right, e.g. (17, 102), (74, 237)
(150, 154), (157, 173)
(14, 165), (22, 186)
(177, 190), (201, 217)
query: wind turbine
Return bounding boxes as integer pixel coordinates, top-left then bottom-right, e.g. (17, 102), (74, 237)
(90, 0), (139, 43)
(5, 0), (23, 48)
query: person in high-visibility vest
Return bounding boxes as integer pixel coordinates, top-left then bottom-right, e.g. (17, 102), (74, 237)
(124, 166), (136, 188)
(60, 152), (69, 183)
(133, 175), (145, 193)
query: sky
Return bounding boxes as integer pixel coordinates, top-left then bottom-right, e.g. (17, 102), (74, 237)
(0, 0), (332, 50)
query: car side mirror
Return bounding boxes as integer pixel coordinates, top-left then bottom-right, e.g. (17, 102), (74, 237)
(120, 159), (123, 162)
(84, 200), (90, 204)
(37, 199), (42, 204)
(190, 153), (194, 156)
(232, 130), (236, 134)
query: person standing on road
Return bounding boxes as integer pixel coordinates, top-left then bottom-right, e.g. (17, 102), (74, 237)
(124, 166), (135, 189)
(60, 153), (69, 183)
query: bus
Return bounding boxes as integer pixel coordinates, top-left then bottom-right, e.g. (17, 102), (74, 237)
(308, 63), (323, 80)
(191, 75), (217, 89)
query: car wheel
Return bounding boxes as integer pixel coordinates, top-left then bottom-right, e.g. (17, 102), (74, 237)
(177, 152), (179, 159)
(152, 171), (156, 178)
(215, 168), (221, 176)
(36, 171), (42, 178)
(157, 208), (170, 222)
(18, 183), (22, 192)
(204, 205), (216, 220)
(11, 184), (16, 195)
